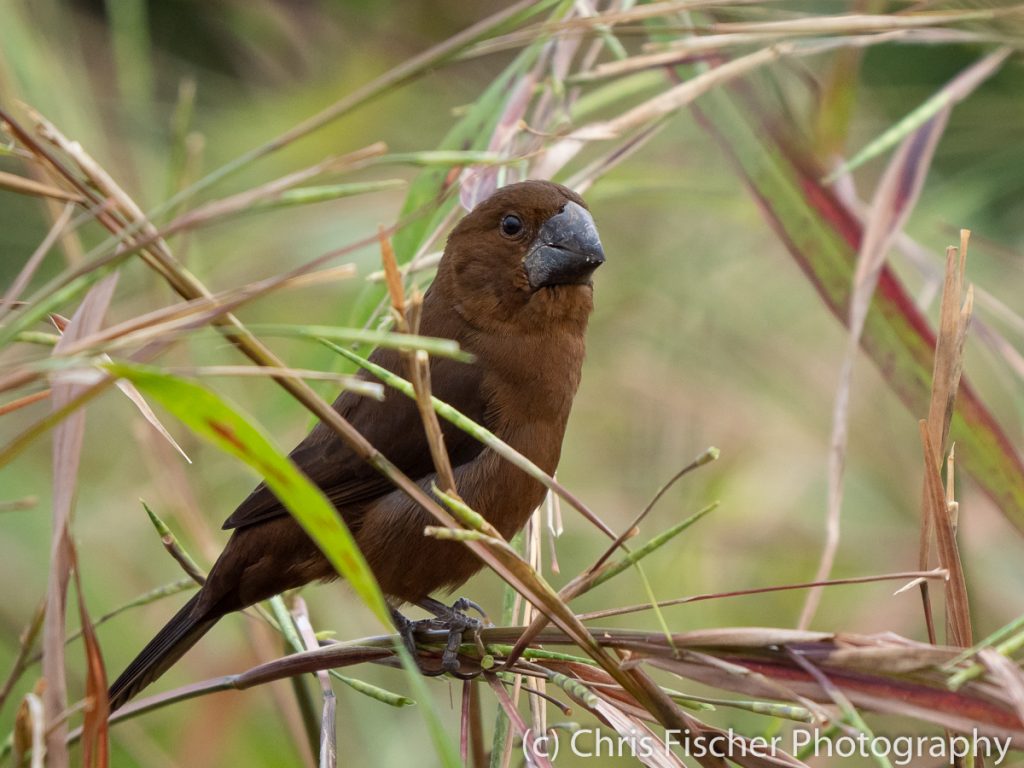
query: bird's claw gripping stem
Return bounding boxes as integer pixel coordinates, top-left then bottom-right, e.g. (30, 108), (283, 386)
(390, 597), (489, 679)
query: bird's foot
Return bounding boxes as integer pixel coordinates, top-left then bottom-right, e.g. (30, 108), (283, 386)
(420, 597), (488, 679)
(390, 598), (488, 679)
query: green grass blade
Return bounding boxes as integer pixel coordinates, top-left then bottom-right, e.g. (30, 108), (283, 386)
(825, 48), (1011, 181)
(104, 362), (391, 625)
(248, 324), (473, 362)
(590, 502), (719, 590)
(246, 180), (407, 212)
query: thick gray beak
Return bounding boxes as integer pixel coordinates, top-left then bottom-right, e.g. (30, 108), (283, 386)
(523, 201), (605, 290)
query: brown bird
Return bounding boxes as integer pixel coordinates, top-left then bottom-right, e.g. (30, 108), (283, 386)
(108, 179), (605, 710)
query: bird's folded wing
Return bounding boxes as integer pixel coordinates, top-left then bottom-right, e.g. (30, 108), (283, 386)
(222, 349), (486, 531)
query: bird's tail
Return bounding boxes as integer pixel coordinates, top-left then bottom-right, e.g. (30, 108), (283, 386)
(108, 591), (219, 711)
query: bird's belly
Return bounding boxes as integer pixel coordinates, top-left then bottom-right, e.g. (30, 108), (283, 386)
(352, 450), (549, 603)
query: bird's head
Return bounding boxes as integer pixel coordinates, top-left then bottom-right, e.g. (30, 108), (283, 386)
(437, 180), (605, 333)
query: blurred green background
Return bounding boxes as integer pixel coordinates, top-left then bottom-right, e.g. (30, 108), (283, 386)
(2, 1), (1024, 765)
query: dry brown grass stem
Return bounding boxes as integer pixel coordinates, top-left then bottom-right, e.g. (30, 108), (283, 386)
(378, 230), (458, 494)
(917, 234), (974, 648)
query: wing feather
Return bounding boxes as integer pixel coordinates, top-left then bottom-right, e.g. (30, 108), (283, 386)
(222, 347), (486, 531)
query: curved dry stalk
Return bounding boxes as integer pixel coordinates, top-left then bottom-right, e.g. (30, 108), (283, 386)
(56, 624), (1024, 757)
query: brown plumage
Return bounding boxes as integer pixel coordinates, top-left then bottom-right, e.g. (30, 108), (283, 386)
(108, 180), (605, 710)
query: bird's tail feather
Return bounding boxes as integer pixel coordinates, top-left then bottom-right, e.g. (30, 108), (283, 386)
(108, 591), (219, 711)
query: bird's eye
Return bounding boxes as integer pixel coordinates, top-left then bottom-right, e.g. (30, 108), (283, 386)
(500, 214), (523, 238)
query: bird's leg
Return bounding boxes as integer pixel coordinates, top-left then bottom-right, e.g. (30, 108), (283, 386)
(389, 605), (417, 657)
(389, 604), (447, 677)
(415, 597), (488, 678)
